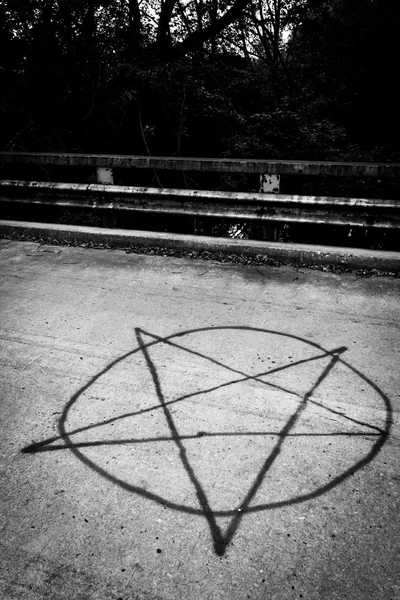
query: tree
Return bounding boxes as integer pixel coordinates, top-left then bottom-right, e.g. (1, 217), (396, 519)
(1, 0), (399, 164)
(286, 0), (400, 149)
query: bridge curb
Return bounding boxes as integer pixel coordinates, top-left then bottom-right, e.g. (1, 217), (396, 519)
(1, 219), (399, 272)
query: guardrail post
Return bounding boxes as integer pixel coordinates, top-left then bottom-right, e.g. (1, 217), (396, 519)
(253, 174), (281, 241)
(97, 167), (114, 185)
(260, 174), (280, 194)
(96, 167), (116, 227)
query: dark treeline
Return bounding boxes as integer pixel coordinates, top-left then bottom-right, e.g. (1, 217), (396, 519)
(1, 0), (399, 167)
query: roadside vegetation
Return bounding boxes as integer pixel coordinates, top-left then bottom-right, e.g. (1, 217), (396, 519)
(0, 0), (399, 249)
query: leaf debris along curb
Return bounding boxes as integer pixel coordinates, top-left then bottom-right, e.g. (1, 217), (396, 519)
(1, 228), (398, 278)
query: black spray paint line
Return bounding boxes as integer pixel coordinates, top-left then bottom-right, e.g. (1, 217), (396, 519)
(23, 431), (381, 453)
(22, 340), (343, 454)
(220, 348), (346, 552)
(135, 327), (227, 555)
(136, 327), (342, 396)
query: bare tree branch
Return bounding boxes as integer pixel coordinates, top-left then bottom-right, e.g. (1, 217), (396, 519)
(176, 0), (194, 36)
(157, 0), (178, 50)
(137, 103), (163, 188)
(172, 0), (254, 56)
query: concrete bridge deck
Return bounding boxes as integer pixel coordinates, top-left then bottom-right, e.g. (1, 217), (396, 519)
(0, 239), (399, 599)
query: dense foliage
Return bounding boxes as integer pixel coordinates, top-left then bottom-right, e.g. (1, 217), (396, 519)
(1, 0), (398, 164)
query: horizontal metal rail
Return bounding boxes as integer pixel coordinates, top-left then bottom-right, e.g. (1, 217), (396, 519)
(1, 180), (399, 229)
(1, 152), (400, 177)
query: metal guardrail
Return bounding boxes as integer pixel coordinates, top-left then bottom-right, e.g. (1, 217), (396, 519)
(2, 152), (400, 177)
(0, 152), (400, 235)
(0, 180), (399, 230)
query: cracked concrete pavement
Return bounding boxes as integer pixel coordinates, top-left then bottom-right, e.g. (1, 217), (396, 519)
(0, 239), (399, 599)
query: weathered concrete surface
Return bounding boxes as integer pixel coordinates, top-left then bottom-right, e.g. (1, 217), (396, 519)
(2, 220), (400, 271)
(0, 239), (399, 600)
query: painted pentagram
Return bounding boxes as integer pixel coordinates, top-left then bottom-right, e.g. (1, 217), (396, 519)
(23, 327), (391, 555)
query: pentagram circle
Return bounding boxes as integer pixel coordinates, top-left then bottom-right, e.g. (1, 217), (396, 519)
(58, 326), (391, 517)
